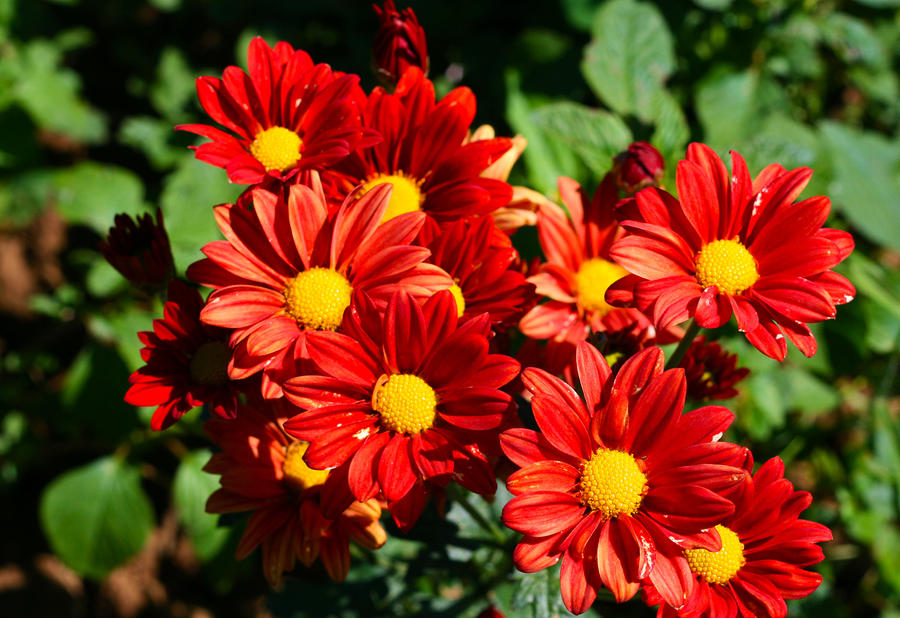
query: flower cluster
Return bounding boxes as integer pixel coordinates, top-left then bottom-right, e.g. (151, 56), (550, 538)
(107, 2), (848, 612)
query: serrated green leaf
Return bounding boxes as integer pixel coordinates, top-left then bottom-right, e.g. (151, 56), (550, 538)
(173, 449), (229, 561)
(581, 0), (675, 121)
(52, 162), (147, 231)
(820, 122), (900, 249)
(530, 102), (632, 178)
(160, 155), (240, 272)
(505, 71), (581, 195)
(40, 457), (154, 578)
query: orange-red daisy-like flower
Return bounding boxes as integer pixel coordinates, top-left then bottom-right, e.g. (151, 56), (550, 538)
(282, 290), (520, 531)
(372, 0), (429, 87)
(679, 336), (749, 401)
(500, 343), (749, 614)
(187, 176), (451, 397)
(177, 37), (377, 185)
(643, 457), (831, 618)
(609, 143), (855, 361)
(125, 280), (240, 431)
(327, 67), (513, 227)
(204, 402), (386, 585)
(418, 216), (535, 329)
(519, 175), (673, 368)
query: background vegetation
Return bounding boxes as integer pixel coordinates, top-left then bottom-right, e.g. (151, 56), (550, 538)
(0, 0), (898, 616)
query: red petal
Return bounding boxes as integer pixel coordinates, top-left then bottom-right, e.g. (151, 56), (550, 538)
(501, 491), (585, 537)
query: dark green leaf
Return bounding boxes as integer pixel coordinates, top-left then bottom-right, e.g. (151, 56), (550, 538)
(173, 449), (229, 561)
(40, 457), (155, 578)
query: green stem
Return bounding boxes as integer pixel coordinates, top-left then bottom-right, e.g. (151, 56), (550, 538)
(665, 319), (702, 370)
(455, 493), (508, 545)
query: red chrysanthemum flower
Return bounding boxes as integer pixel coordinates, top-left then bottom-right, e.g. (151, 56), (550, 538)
(204, 402), (387, 585)
(177, 37), (378, 185)
(99, 208), (174, 292)
(326, 67), (513, 227)
(643, 457), (831, 618)
(418, 216), (535, 328)
(372, 0), (429, 87)
(500, 342), (749, 614)
(282, 290), (520, 531)
(679, 336), (749, 401)
(187, 177), (451, 397)
(519, 175), (675, 373)
(609, 143), (856, 361)
(125, 280), (240, 431)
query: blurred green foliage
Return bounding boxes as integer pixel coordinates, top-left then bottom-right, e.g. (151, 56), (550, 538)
(0, 0), (898, 616)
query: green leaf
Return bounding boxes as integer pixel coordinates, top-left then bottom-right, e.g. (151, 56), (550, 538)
(695, 69), (761, 151)
(151, 47), (195, 120)
(119, 116), (184, 169)
(60, 342), (138, 442)
(40, 457), (155, 578)
(160, 155), (240, 272)
(173, 449), (229, 561)
(52, 162), (147, 232)
(648, 89), (689, 162)
(11, 39), (106, 143)
(504, 71), (581, 195)
(530, 102), (633, 178)
(581, 0), (675, 121)
(820, 122), (900, 249)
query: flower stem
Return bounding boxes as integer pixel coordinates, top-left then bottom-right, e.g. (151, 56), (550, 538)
(454, 492), (508, 545)
(665, 319), (701, 370)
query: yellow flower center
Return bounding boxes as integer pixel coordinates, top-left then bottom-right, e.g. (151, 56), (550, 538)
(579, 448), (648, 519)
(574, 258), (628, 315)
(694, 239), (759, 295)
(283, 267), (352, 331)
(684, 524), (746, 585)
(372, 373), (438, 435)
(281, 441), (330, 492)
(448, 283), (466, 318)
(360, 172), (425, 224)
(249, 126), (302, 172)
(188, 341), (230, 386)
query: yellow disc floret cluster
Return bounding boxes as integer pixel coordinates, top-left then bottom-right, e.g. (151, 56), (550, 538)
(372, 373), (438, 435)
(574, 258), (628, 315)
(283, 267), (353, 331)
(360, 173), (425, 224)
(281, 441), (330, 492)
(448, 283), (466, 318)
(188, 341), (230, 386)
(578, 448), (648, 518)
(249, 126), (302, 172)
(694, 239), (760, 295)
(684, 524), (746, 585)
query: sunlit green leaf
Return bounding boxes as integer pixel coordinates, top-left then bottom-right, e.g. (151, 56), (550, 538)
(40, 457), (154, 578)
(581, 0), (675, 121)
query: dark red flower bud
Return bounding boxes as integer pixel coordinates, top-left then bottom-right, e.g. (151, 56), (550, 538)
(476, 606), (505, 618)
(612, 141), (665, 194)
(99, 208), (174, 291)
(372, 0), (428, 87)
(679, 336), (750, 401)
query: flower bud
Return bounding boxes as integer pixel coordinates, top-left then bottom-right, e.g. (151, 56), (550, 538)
(680, 336), (749, 401)
(99, 208), (174, 292)
(612, 141), (664, 194)
(372, 0), (428, 87)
